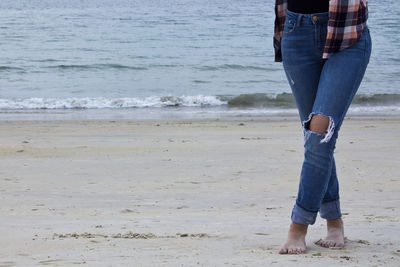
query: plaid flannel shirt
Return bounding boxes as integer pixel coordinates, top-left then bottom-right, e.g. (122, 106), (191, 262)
(274, 0), (368, 62)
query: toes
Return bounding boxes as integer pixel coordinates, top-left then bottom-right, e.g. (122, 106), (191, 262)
(287, 247), (305, 254)
(318, 239), (344, 248)
(296, 247), (305, 254)
(288, 248), (299, 254)
(320, 240), (332, 247)
(321, 241), (331, 247)
(279, 247), (288, 254)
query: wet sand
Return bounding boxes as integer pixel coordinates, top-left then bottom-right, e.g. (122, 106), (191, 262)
(0, 116), (399, 266)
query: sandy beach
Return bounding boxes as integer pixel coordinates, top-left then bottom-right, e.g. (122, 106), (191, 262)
(0, 116), (399, 266)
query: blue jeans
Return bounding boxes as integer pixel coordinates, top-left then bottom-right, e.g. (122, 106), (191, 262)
(281, 10), (371, 225)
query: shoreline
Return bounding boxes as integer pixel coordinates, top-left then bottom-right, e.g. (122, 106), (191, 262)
(0, 117), (399, 265)
(1, 115), (399, 127)
(1, 106), (400, 121)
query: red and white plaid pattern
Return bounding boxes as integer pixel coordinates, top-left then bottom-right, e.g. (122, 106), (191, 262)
(274, 0), (368, 62)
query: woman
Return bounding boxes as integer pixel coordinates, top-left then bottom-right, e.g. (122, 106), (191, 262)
(273, 0), (371, 254)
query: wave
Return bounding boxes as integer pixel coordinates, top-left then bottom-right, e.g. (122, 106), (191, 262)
(45, 64), (148, 71)
(225, 93), (400, 108)
(195, 64), (273, 71)
(352, 93), (400, 105)
(0, 93), (399, 111)
(30, 59), (64, 63)
(0, 95), (226, 110)
(226, 93), (295, 107)
(0, 66), (24, 71)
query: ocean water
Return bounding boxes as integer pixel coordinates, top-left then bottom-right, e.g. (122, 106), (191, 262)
(0, 0), (399, 119)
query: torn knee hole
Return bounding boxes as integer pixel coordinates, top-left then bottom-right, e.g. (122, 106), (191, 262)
(308, 114), (330, 134)
(303, 113), (335, 143)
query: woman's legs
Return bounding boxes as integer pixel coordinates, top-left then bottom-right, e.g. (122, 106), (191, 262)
(319, 157), (345, 248)
(280, 10), (328, 254)
(283, 27), (371, 253)
(280, 10), (371, 253)
(295, 25), (371, 221)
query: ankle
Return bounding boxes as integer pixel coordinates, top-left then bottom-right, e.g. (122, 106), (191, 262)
(289, 222), (308, 235)
(327, 218), (343, 229)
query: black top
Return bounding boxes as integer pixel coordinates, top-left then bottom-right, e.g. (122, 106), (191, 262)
(287, 0), (329, 14)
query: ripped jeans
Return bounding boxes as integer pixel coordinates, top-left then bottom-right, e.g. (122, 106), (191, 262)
(281, 10), (371, 225)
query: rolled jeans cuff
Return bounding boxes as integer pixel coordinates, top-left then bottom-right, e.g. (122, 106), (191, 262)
(291, 204), (317, 225)
(320, 199), (342, 220)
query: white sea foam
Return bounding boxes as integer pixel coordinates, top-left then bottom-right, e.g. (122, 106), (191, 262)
(0, 95), (227, 110)
(1, 95), (399, 118)
(348, 105), (400, 114)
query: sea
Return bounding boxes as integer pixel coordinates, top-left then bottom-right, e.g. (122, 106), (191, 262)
(0, 0), (399, 120)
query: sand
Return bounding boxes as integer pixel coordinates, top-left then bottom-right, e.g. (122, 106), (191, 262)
(0, 116), (399, 266)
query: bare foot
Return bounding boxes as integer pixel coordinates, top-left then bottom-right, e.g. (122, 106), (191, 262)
(279, 222), (308, 254)
(318, 218), (344, 248)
